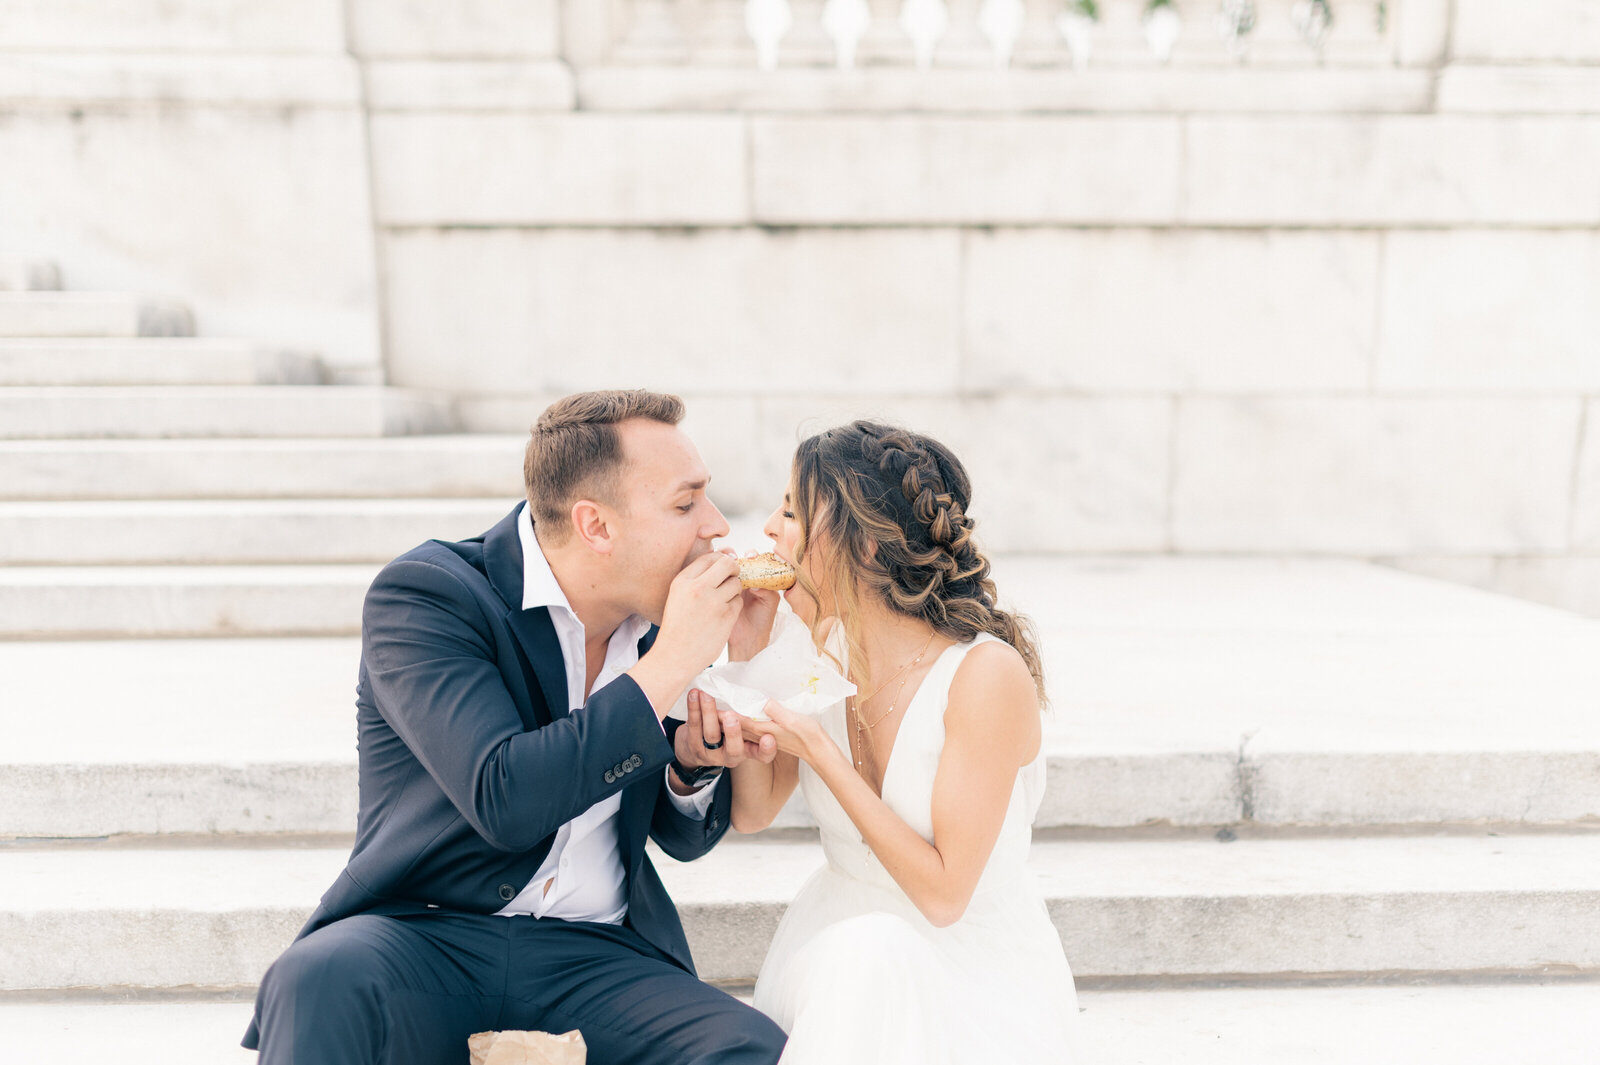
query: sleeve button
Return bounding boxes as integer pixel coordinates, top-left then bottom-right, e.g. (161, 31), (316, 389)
(604, 770), (615, 784)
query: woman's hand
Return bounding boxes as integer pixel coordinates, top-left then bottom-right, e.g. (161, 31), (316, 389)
(742, 699), (837, 767)
(728, 586), (781, 662)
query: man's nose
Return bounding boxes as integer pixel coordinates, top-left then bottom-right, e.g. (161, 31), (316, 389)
(704, 498), (731, 540)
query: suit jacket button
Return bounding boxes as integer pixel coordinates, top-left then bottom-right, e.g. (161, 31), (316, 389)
(629, 754), (642, 769)
(613, 762), (625, 776)
(497, 884), (516, 901)
(604, 770), (615, 784)
(709, 817), (721, 831)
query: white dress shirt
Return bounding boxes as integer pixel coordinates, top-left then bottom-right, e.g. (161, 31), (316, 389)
(495, 504), (717, 923)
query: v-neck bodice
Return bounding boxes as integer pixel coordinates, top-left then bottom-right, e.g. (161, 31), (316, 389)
(798, 631), (1046, 895)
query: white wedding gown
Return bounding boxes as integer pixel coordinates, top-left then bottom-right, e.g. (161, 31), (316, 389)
(752, 633), (1082, 1064)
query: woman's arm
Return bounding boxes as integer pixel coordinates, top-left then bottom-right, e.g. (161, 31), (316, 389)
(751, 640), (1041, 926)
(686, 687), (801, 833)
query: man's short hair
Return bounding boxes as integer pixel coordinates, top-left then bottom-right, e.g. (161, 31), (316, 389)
(523, 389), (686, 543)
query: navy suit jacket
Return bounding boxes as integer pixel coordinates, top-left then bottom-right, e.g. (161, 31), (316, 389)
(244, 504), (732, 1048)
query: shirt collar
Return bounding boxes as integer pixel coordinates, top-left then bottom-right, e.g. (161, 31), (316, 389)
(517, 504), (651, 643)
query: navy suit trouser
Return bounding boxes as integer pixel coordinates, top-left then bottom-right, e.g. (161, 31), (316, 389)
(251, 904), (787, 1065)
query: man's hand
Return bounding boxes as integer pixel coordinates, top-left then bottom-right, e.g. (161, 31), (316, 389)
(629, 553), (742, 718)
(669, 689), (778, 793)
(728, 585), (780, 662)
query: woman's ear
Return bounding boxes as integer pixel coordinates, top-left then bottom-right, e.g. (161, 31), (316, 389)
(571, 499), (614, 555)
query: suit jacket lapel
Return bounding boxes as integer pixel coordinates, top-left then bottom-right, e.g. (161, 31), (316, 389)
(484, 504), (571, 723)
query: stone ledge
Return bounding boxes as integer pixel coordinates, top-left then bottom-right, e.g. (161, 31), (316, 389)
(1439, 66), (1600, 114)
(4, 833), (1598, 987)
(6, 982), (1599, 1065)
(574, 66), (1434, 114)
(0, 54), (361, 108)
(0, 435), (528, 500)
(363, 60), (575, 111)
(0, 386), (457, 440)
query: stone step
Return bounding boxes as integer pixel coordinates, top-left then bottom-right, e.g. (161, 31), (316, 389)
(0, 293), (193, 337)
(0, 339), (324, 386)
(0, 257), (62, 292)
(0, 435), (528, 500)
(662, 832), (1600, 982)
(6, 982), (1598, 1065)
(0, 387), (456, 439)
(2, 832), (1597, 989)
(0, 499), (517, 565)
(0, 566), (376, 639)
(1, 558), (1595, 828)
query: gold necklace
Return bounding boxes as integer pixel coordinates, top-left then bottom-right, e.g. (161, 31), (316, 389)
(849, 631), (937, 772)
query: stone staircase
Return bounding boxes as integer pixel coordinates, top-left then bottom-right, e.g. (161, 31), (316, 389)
(3, 259), (1598, 1062)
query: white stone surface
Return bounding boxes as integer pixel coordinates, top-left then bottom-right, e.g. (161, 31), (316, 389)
(0, 53), (360, 107)
(575, 66), (1434, 113)
(748, 394), (1172, 553)
(7, 983), (1600, 1065)
(0, 0), (345, 51)
(1183, 116), (1600, 225)
(1453, 0), (1600, 63)
(0, 387), (455, 439)
(0, 636), (363, 835)
(1247, 749), (1600, 825)
(0, 436), (528, 500)
(0, 340), (322, 387)
(371, 114), (748, 225)
(1392, 0), (1452, 67)
(750, 116), (1182, 224)
(1079, 983), (1600, 1065)
(1572, 399), (1600, 550)
(346, 0), (560, 58)
(0, 565), (378, 638)
(381, 229), (962, 397)
(963, 228), (1378, 392)
(1377, 231), (1600, 392)
(0, 639), (361, 766)
(0, 498), (515, 565)
(4, 832), (1598, 987)
(0, 107), (380, 368)
(363, 60), (575, 110)
(4, 763), (359, 837)
(0, 1003), (260, 1064)
(1467, 556), (1600, 622)
(0, 294), (192, 338)
(6, 558), (1596, 834)
(662, 833), (1600, 980)
(1172, 398), (1582, 553)
(0, 257), (60, 291)
(1439, 66), (1600, 114)
(1392, 553), (1600, 623)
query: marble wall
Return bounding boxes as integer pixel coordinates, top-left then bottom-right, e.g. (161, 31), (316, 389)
(3, 0), (1597, 611)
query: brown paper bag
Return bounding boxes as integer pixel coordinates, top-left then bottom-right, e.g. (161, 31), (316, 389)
(467, 1029), (587, 1065)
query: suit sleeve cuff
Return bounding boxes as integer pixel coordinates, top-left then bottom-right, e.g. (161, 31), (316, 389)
(662, 767), (719, 819)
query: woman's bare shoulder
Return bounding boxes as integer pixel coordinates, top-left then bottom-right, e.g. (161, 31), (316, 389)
(947, 639), (1038, 718)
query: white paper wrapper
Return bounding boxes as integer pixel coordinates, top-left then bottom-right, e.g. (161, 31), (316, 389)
(669, 612), (855, 721)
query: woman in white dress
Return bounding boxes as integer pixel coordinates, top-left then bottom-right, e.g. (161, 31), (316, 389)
(715, 420), (1081, 1064)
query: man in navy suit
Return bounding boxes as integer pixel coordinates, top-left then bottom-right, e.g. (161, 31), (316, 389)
(244, 390), (787, 1064)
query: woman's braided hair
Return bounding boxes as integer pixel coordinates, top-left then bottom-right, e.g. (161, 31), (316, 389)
(792, 420), (1046, 707)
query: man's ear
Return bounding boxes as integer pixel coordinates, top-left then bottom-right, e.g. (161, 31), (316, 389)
(570, 500), (615, 555)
